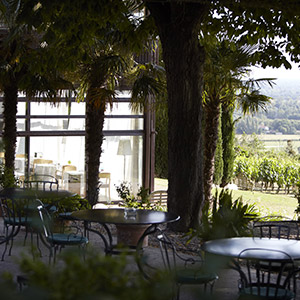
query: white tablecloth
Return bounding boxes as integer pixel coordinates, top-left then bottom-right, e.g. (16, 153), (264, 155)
(34, 164), (56, 177)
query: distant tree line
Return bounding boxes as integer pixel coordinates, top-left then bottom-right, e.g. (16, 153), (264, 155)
(235, 96), (300, 134)
(236, 116), (300, 134)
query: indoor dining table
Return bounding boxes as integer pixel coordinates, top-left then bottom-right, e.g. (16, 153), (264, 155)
(71, 208), (180, 254)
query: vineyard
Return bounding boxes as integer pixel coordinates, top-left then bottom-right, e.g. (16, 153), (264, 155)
(234, 155), (300, 194)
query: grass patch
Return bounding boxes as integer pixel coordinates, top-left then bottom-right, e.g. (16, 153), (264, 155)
(155, 178), (299, 219)
(218, 188), (298, 219)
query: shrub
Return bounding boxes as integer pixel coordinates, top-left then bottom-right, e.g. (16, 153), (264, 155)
(191, 189), (259, 241)
(1, 249), (174, 300)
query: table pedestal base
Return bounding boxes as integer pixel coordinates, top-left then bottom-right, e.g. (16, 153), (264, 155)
(116, 224), (150, 247)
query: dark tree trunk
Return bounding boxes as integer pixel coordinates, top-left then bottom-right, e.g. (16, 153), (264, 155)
(3, 82), (18, 182)
(85, 88), (105, 206)
(147, 2), (208, 231)
(203, 102), (221, 206)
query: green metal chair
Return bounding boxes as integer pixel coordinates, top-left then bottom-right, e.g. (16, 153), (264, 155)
(36, 204), (88, 263)
(137, 229), (218, 299)
(233, 248), (299, 300)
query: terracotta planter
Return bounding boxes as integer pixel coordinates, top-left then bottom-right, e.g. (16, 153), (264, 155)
(116, 224), (150, 247)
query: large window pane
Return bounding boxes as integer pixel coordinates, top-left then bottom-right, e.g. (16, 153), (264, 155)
(99, 135), (143, 201)
(31, 102), (85, 115)
(17, 102), (26, 115)
(103, 118), (143, 130)
(30, 118), (85, 131)
(106, 103), (143, 116)
(29, 136), (85, 195)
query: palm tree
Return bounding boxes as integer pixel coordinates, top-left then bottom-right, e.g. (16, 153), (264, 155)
(0, 0), (71, 184)
(78, 51), (129, 206)
(202, 40), (273, 207)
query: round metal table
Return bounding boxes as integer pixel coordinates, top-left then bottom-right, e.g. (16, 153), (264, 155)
(202, 237), (300, 261)
(71, 208), (180, 254)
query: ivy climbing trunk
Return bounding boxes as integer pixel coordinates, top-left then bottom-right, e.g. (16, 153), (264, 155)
(85, 88), (105, 206)
(220, 104), (235, 187)
(3, 81), (18, 185)
(147, 2), (208, 231)
(203, 102), (221, 206)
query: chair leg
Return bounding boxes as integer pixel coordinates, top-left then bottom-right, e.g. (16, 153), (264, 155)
(2, 240), (9, 261)
(176, 285), (181, 300)
(8, 237), (14, 256)
(36, 234), (42, 257)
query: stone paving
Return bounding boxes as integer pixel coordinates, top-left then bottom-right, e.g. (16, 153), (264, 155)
(0, 221), (298, 300)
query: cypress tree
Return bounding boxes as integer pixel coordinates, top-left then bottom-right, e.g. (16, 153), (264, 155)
(213, 110), (223, 185)
(220, 104), (235, 187)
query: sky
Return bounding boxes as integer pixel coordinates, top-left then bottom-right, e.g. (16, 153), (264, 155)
(251, 62), (300, 82)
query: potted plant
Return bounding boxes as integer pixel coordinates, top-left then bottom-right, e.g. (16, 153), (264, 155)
(115, 181), (150, 208)
(115, 182), (152, 247)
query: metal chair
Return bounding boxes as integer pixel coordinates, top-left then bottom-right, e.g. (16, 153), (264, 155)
(252, 217), (299, 240)
(233, 248), (299, 300)
(137, 229), (218, 299)
(23, 174), (59, 191)
(36, 204), (88, 263)
(0, 195), (42, 260)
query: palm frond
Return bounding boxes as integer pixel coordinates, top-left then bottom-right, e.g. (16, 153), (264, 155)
(130, 63), (166, 111)
(238, 90), (271, 114)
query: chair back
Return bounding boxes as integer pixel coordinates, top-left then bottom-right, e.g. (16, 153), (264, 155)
(24, 174), (59, 191)
(99, 172), (111, 184)
(33, 159), (53, 165)
(149, 190), (168, 207)
(0, 195), (40, 232)
(253, 219), (299, 239)
(137, 229), (176, 280)
(36, 204), (53, 240)
(62, 165), (77, 173)
(235, 248), (297, 299)
(0, 196), (21, 224)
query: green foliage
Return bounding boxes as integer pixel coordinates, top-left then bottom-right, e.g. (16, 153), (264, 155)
(0, 165), (19, 188)
(234, 149), (300, 193)
(115, 181), (150, 208)
(213, 115), (223, 185)
(154, 102), (168, 179)
(2, 249), (173, 300)
(294, 182), (300, 220)
(221, 104), (235, 186)
(44, 194), (90, 216)
(285, 140), (297, 157)
(235, 133), (265, 156)
(196, 189), (259, 240)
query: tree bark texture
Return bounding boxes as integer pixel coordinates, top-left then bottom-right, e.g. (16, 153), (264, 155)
(85, 89), (105, 206)
(3, 82), (18, 173)
(203, 102), (221, 206)
(147, 2), (208, 231)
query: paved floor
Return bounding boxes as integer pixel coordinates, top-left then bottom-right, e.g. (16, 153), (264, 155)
(0, 222), (298, 300)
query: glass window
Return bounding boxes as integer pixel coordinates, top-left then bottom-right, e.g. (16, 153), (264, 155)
(29, 136), (85, 196)
(106, 103), (143, 116)
(103, 118), (143, 131)
(30, 118), (85, 131)
(99, 135), (143, 202)
(17, 119), (26, 131)
(17, 102), (26, 115)
(30, 102), (85, 115)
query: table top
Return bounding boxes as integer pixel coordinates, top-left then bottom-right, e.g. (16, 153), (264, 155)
(71, 208), (180, 226)
(202, 237), (300, 260)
